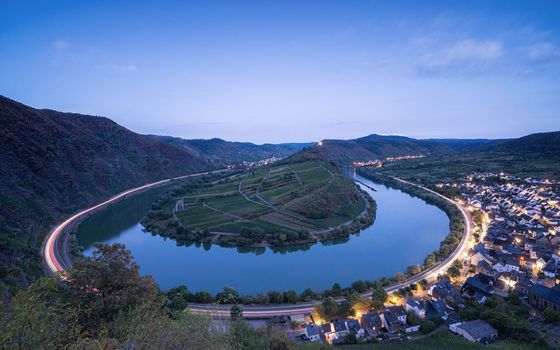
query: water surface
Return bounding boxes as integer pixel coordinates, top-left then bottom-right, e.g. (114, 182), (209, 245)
(77, 175), (449, 294)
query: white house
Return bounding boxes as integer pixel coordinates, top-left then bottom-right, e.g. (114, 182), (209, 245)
(305, 324), (321, 342)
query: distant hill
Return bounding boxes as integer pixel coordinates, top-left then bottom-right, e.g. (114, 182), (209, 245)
(297, 134), (457, 164)
(151, 135), (312, 165)
(427, 138), (509, 152)
(485, 131), (560, 157)
(0, 96), (213, 292)
(378, 131), (560, 182)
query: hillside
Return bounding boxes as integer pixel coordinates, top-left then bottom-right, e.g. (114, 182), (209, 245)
(141, 159), (375, 248)
(151, 135), (312, 165)
(378, 131), (560, 183)
(300, 134), (457, 165)
(427, 138), (508, 152)
(0, 96), (213, 295)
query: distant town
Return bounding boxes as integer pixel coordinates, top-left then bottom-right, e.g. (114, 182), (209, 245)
(352, 155), (425, 168)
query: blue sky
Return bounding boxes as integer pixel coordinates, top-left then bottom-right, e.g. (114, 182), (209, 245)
(1, 0), (559, 143)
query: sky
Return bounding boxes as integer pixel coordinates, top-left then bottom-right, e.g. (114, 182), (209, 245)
(1, 0), (559, 143)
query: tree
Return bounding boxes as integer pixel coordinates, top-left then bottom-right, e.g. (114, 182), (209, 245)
(331, 283), (343, 296)
(447, 266), (461, 278)
(230, 305), (243, 320)
(346, 291), (372, 314)
(283, 290), (298, 304)
(371, 286), (388, 310)
(65, 243), (160, 334)
(351, 280), (369, 293)
(165, 285), (192, 311)
(299, 288), (317, 302)
(395, 272), (407, 282)
(321, 297), (339, 320)
(452, 259), (463, 270)
(420, 320), (436, 334)
(543, 308), (560, 323)
(216, 286), (240, 304)
(407, 265), (422, 276)
(193, 291), (213, 304)
(0, 277), (81, 350)
(407, 311), (419, 326)
(267, 291), (284, 304)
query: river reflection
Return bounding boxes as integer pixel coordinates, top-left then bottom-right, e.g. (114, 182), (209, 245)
(77, 175), (449, 294)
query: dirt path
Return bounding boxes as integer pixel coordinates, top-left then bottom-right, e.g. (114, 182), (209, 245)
(202, 202), (241, 220)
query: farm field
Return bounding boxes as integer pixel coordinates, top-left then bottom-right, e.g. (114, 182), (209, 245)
(142, 159), (374, 246)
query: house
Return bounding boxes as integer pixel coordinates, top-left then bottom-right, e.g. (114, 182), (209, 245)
(333, 319), (350, 338)
(470, 250), (493, 267)
(388, 306), (407, 324)
(290, 313), (312, 326)
(405, 324), (421, 333)
(405, 298), (426, 319)
(514, 274), (535, 296)
(430, 278), (462, 304)
(427, 299), (449, 320)
(476, 260), (494, 276)
(304, 324), (321, 342)
(450, 320), (498, 344)
(461, 273), (494, 301)
(380, 310), (404, 334)
(319, 323), (337, 344)
(529, 284), (560, 312)
(346, 318), (365, 338)
(492, 257), (520, 273)
(542, 260), (558, 278)
(361, 311), (383, 337)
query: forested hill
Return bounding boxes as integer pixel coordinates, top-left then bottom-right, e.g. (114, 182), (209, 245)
(485, 131), (560, 157)
(151, 135), (312, 165)
(0, 96), (212, 295)
(296, 134), (458, 164)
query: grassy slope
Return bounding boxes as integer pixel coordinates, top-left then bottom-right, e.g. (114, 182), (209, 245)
(332, 332), (547, 350)
(145, 159), (368, 240)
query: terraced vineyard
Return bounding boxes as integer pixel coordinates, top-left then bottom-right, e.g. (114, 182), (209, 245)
(142, 160), (376, 247)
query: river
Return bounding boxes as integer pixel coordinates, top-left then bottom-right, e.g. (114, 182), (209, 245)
(76, 174), (449, 294)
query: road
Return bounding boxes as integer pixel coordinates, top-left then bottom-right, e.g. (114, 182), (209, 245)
(43, 172), (472, 319)
(42, 169), (227, 274)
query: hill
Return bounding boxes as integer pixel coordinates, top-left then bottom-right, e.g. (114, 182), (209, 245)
(151, 135), (312, 165)
(141, 159), (375, 248)
(378, 131), (560, 183)
(0, 96), (214, 294)
(487, 131), (560, 157)
(299, 134), (458, 165)
(427, 138), (509, 152)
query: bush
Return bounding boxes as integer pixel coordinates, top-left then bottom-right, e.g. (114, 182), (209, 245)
(420, 320), (436, 334)
(543, 308), (560, 323)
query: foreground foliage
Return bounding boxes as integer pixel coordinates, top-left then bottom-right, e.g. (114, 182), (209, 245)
(337, 332), (549, 350)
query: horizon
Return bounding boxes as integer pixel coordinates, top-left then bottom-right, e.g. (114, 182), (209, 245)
(2, 0), (560, 143)
(4, 93), (559, 145)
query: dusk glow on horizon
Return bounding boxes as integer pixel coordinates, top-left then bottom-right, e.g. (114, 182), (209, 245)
(1, 0), (559, 143)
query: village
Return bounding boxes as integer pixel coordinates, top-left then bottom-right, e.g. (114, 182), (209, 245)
(255, 172), (560, 346)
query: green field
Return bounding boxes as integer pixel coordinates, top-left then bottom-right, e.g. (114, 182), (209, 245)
(143, 159), (374, 246)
